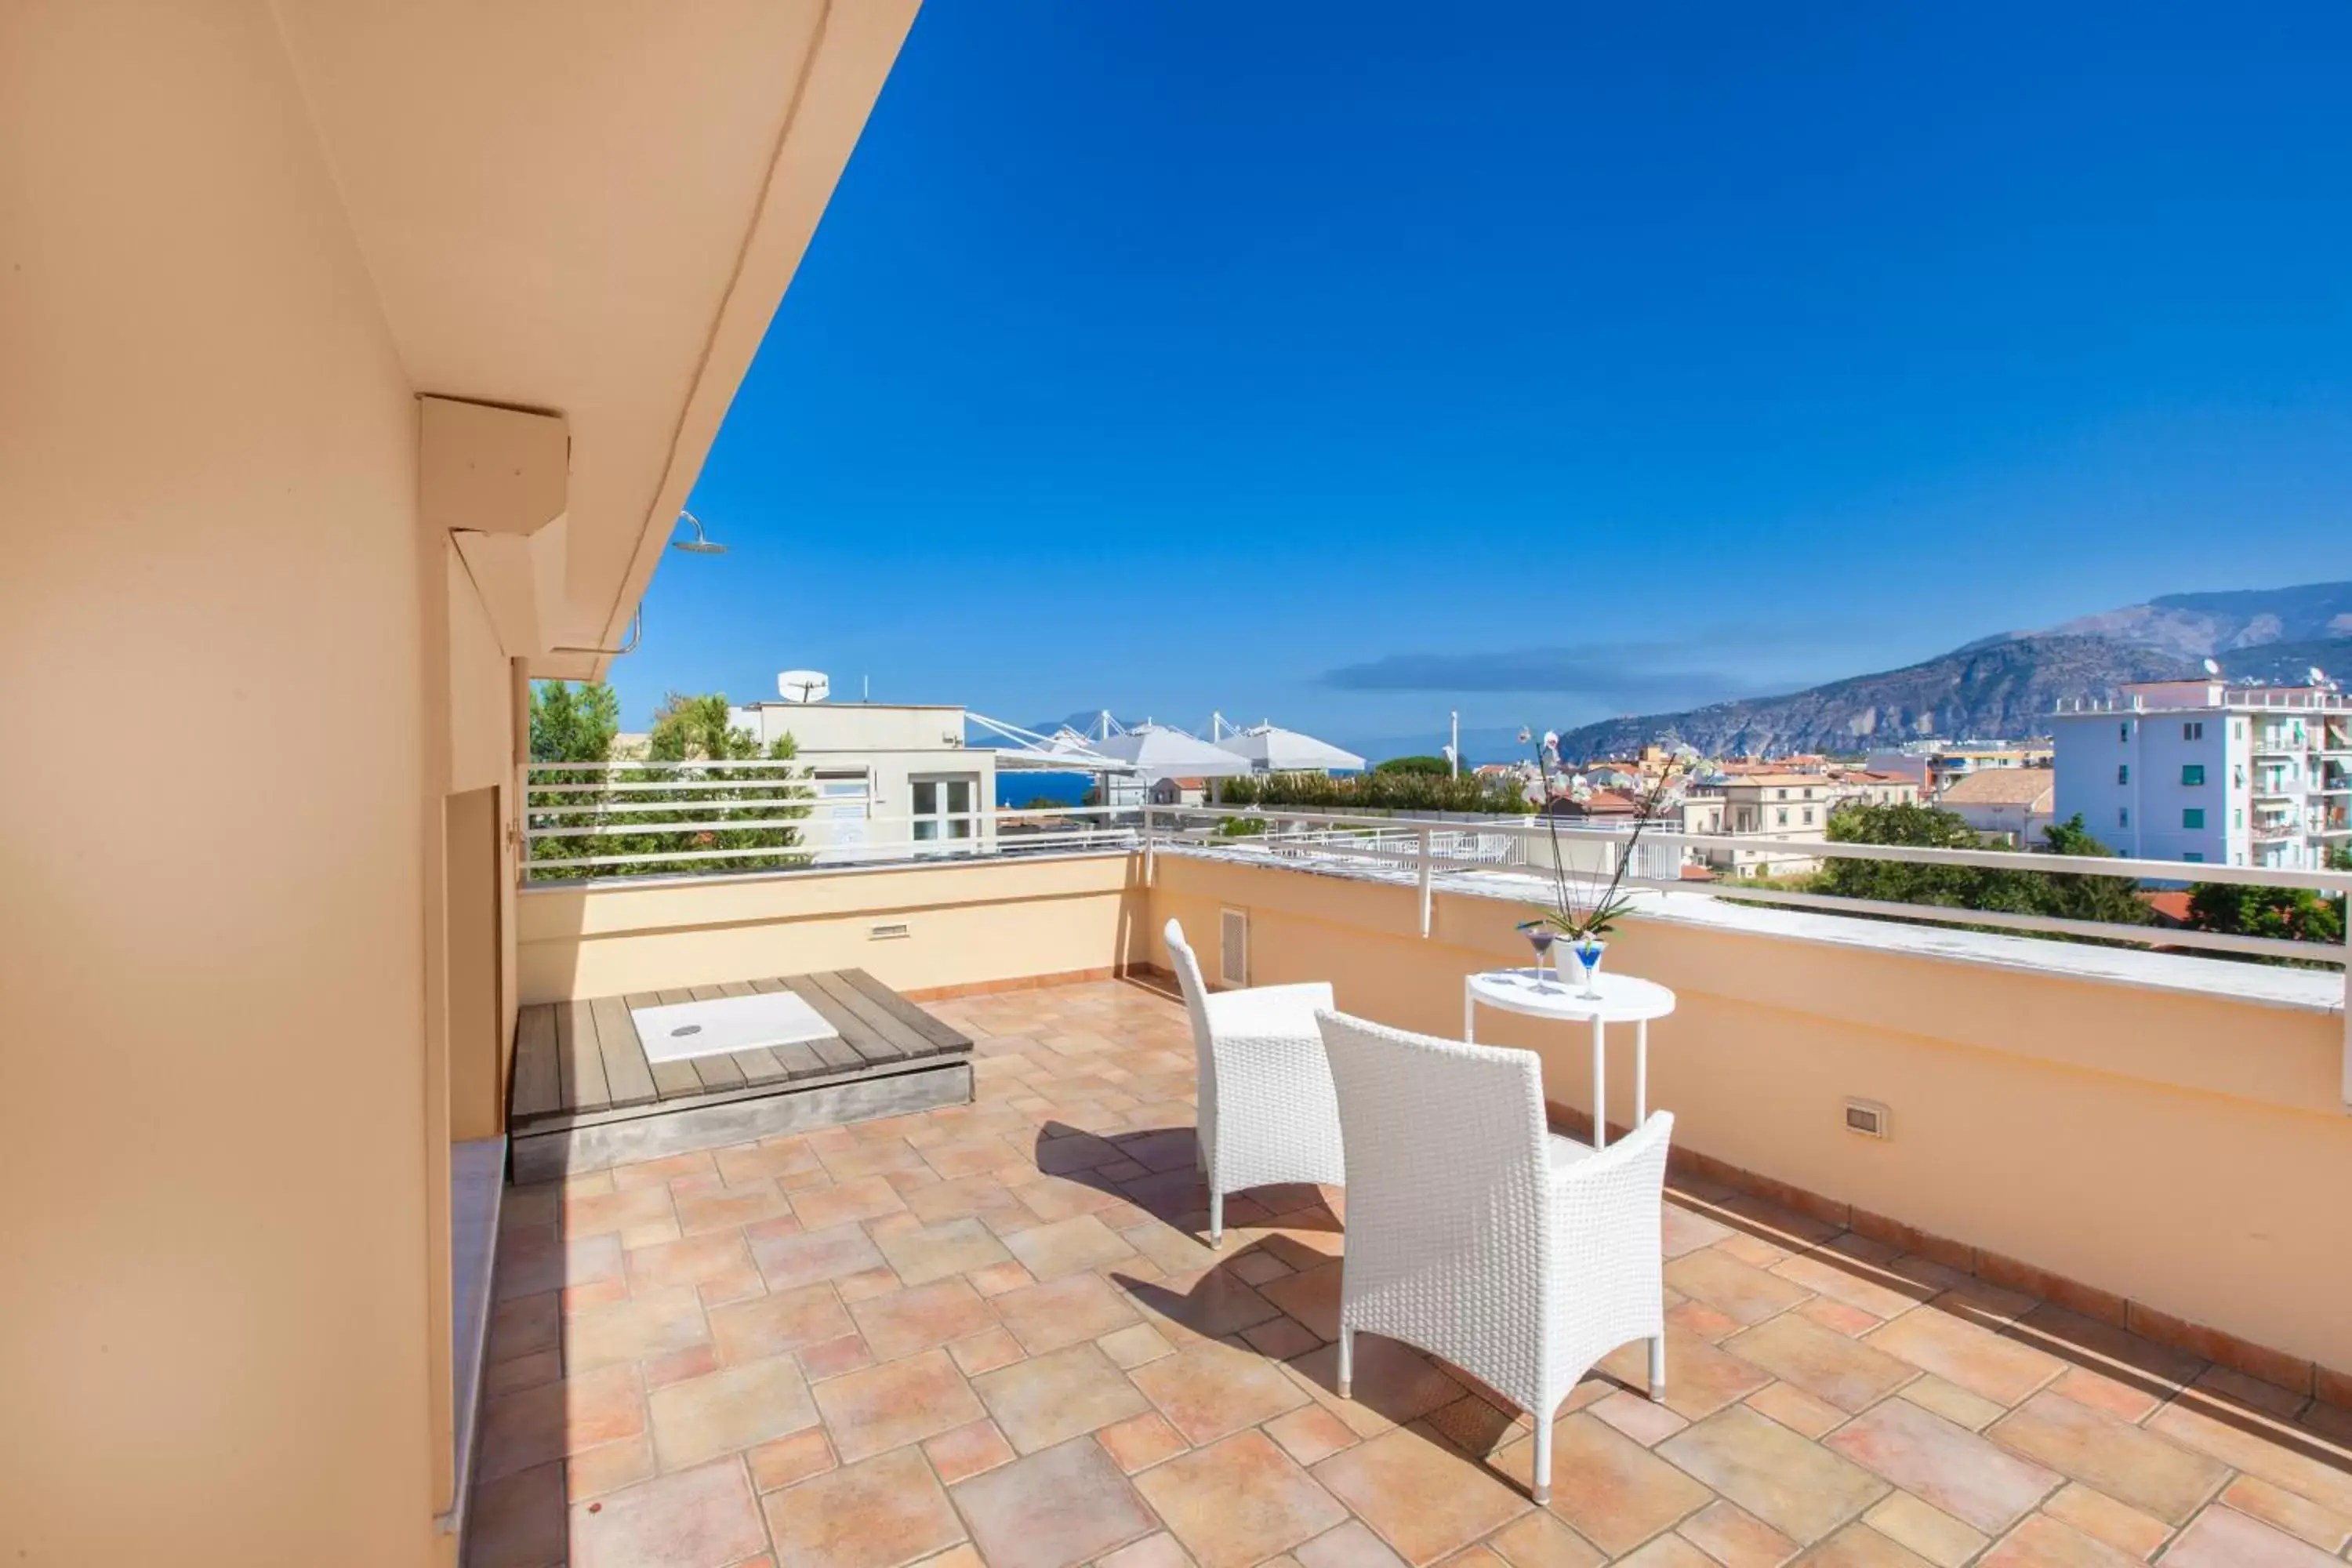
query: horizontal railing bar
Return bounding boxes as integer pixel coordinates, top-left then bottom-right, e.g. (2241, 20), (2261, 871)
(526, 829), (1138, 874)
(526, 811), (993, 839)
(1151, 806), (2352, 895)
(527, 801), (822, 818)
(528, 816), (819, 840)
(1151, 836), (2343, 965)
(525, 779), (825, 796)
(531, 844), (825, 869)
(528, 825), (1137, 860)
(1650, 880), (2340, 964)
(523, 759), (815, 772)
(524, 804), (1144, 832)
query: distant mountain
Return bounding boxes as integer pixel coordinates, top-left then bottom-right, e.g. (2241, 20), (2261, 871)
(2208, 635), (2352, 686)
(1554, 579), (2352, 760)
(1554, 637), (2193, 760)
(1971, 581), (2352, 661)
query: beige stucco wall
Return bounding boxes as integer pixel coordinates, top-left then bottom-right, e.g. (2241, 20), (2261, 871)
(517, 853), (1150, 1004)
(445, 545), (522, 1138)
(518, 843), (2350, 1368)
(1149, 855), (2352, 1374)
(0, 6), (441, 1563)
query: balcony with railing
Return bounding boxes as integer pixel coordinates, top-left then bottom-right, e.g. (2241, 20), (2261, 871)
(484, 794), (2352, 1567)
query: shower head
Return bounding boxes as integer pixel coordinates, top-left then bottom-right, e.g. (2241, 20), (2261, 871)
(670, 510), (728, 554)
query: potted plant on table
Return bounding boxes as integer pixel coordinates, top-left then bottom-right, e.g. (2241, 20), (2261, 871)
(1514, 730), (1700, 996)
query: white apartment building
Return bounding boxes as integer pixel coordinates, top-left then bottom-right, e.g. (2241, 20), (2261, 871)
(2051, 679), (2352, 869)
(729, 699), (997, 862)
(1681, 772), (1836, 878)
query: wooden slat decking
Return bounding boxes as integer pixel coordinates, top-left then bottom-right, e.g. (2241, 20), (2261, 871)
(587, 994), (659, 1108)
(509, 968), (974, 1134)
(557, 999), (609, 1113)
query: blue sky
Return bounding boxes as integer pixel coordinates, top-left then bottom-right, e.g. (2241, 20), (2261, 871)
(626, 2), (2352, 757)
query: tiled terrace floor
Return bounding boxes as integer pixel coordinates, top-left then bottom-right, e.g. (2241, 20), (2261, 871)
(469, 978), (2352, 1568)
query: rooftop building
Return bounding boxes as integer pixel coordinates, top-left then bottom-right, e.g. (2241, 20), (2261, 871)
(1936, 767), (2059, 848)
(2051, 680), (2352, 869)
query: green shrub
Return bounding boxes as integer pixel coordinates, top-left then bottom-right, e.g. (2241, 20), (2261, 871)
(1218, 770), (1530, 815)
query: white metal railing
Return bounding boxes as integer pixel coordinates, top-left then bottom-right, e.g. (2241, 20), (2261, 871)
(515, 769), (2352, 1100)
(1151, 803), (2352, 1109)
(1141, 803), (2352, 966)
(521, 760), (1144, 880)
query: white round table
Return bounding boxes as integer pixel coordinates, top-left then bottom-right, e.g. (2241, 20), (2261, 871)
(1463, 967), (1677, 1150)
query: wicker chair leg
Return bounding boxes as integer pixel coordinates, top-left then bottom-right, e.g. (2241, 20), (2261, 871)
(1648, 1335), (1667, 1402)
(1531, 1413), (1553, 1505)
(1208, 1189), (1224, 1249)
(1335, 1327), (1354, 1400)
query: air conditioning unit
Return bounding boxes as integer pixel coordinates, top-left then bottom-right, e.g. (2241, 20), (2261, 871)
(1218, 908), (1248, 989)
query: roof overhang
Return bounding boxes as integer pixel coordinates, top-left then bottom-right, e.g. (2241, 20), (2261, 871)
(272, 0), (920, 678)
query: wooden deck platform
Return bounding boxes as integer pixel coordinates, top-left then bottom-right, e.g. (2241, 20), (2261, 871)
(507, 970), (974, 1181)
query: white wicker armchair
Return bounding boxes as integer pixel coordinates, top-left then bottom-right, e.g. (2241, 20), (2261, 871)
(1315, 1008), (1673, 1505)
(1163, 918), (1346, 1247)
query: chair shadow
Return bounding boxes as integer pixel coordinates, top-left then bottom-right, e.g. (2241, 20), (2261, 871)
(1031, 1120), (1347, 1242)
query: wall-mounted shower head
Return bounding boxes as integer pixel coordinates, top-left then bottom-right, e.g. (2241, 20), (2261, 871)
(670, 510), (728, 554)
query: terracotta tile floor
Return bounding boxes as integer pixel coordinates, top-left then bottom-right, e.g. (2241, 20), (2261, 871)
(467, 978), (2352, 1568)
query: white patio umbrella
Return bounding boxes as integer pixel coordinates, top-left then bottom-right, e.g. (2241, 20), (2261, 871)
(1091, 722), (1256, 783)
(966, 713), (1138, 774)
(1214, 721), (1366, 775)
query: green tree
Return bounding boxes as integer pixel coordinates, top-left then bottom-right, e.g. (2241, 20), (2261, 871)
(646, 692), (750, 761)
(1816, 802), (1991, 909)
(2030, 815), (2155, 927)
(1817, 804), (2150, 935)
(524, 686), (810, 880)
(2185, 845), (2348, 959)
(1372, 754), (1454, 777)
(529, 680), (618, 763)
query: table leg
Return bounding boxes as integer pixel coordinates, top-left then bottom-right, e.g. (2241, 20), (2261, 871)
(1463, 980), (1475, 1044)
(1592, 1014), (1606, 1151)
(1635, 1017), (1648, 1127)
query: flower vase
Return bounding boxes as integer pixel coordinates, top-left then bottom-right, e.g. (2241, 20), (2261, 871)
(1570, 938), (1607, 998)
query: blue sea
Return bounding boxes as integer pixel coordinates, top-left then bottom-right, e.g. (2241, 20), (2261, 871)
(995, 771), (1095, 808)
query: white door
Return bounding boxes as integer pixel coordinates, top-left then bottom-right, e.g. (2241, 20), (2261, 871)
(815, 772), (869, 864)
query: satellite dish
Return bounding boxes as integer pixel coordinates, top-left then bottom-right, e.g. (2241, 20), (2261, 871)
(776, 670), (830, 703)
(2309, 666), (2327, 685)
(2201, 658), (2222, 677)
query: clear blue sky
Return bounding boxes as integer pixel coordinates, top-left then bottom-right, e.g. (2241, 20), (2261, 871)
(626, 2), (2352, 757)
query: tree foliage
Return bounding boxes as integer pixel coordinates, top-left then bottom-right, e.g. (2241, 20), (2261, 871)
(1217, 768), (1532, 815)
(1817, 804), (2151, 931)
(530, 680), (618, 763)
(1372, 754), (1454, 776)
(525, 684), (811, 880)
(2187, 847), (2350, 959)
